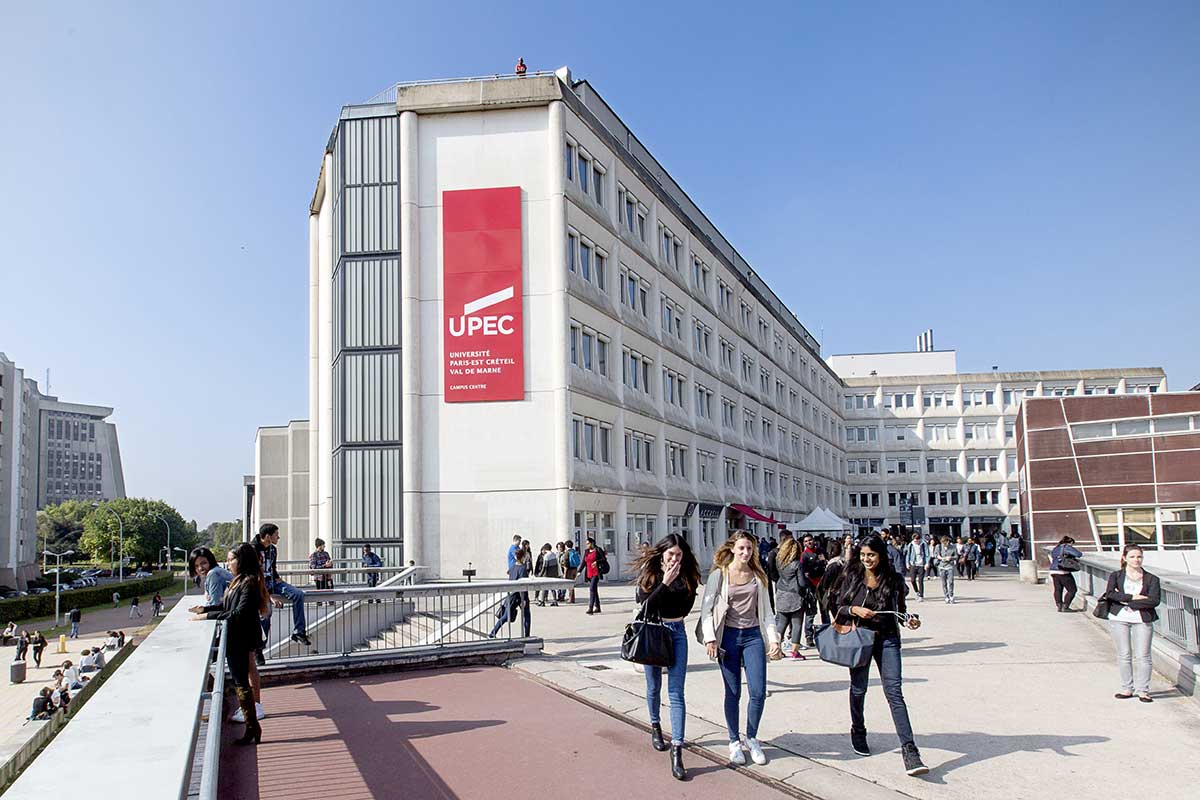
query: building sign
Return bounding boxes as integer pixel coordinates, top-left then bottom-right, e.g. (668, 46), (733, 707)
(442, 187), (525, 403)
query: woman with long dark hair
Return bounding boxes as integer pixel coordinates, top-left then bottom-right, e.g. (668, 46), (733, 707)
(631, 533), (701, 780)
(831, 533), (928, 776)
(1047, 536), (1083, 612)
(190, 542), (270, 745)
(1095, 544), (1161, 702)
(700, 531), (782, 767)
(188, 547), (233, 605)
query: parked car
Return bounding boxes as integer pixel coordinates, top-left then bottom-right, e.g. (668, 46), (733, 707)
(80, 569), (103, 578)
(2, 591), (27, 599)
(28, 587), (51, 595)
(130, 571), (152, 579)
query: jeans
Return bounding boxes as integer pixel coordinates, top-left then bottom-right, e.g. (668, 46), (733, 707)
(718, 626), (767, 742)
(803, 607), (830, 643)
(645, 621), (689, 745)
(268, 579), (307, 636)
(129, 605), (142, 618)
(489, 594), (531, 637)
(939, 568), (955, 598)
(908, 566), (925, 598)
(1051, 573), (1077, 610)
(849, 635), (915, 747)
(1009, 549), (1020, 566)
(1109, 620), (1153, 693)
(999, 549), (1008, 566)
(587, 575), (601, 612)
(366, 572), (380, 588)
(69, 622), (79, 638)
(776, 610), (805, 648)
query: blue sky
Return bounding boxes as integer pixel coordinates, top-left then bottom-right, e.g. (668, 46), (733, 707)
(2, 1), (1197, 526)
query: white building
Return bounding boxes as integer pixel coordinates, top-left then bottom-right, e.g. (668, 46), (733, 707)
(303, 69), (847, 578)
(828, 346), (1168, 543)
(250, 421), (315, 565)
(0, 353), (41, 588)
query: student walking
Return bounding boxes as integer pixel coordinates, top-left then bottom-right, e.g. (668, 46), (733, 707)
(554, 542), (570, 602)
(1048, 536), (1083, 612)
(633, 533), (701, 780)
(799, 534), (828, 647)
(489, 547), (531, 637)
(772, 537), (807, 660)
(15, 631), (30, 662)
(964, 538), (982, 581)
(128, 596), (143, 619)
(903, 533), (928, 601)
(700, 531), (782, 767)
(954, 536), (967, 577)
(932, 536), (957, 603)
(1006, 532), (1022, 567)
(831, 533), (928, 776)
(1094, 544), (1160, 702)
(583, 538), (605, 614)
(31, 632), (47, 667)
(152, 593), (164, 617)
(361, 544), (383, 588)
(67, 608), (81, 638)
(191, 543), (269, 745)
(112, 591), (120, 608)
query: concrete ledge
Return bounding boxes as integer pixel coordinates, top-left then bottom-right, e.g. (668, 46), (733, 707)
(395, 75), (563, 114)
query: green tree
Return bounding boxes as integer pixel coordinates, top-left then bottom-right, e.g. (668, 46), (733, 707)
(37, 500), (95, 559)
(78, 498), (198, 567)
(202, 521), (245, 553)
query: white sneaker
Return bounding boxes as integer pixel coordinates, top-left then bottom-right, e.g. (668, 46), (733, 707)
(746, 737), (768, 765)
(728, 741), (747, 766)
(949, 597), (956, 604)
(255, 703), (267, 720)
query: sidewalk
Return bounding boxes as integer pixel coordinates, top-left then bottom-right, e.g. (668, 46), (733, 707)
(510, 569), (1200, 800)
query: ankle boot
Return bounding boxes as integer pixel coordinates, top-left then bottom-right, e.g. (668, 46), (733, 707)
(233, 687), (262, 745)
(650, 723), (668, 752)
(670, 745), (686, 780)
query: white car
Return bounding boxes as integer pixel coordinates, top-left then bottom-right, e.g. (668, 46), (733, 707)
(130, 571), (152, 579)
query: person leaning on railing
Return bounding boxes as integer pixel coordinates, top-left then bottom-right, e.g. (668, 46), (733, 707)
(189, 542), (269, 746)
(1093, 544), (1161, 703)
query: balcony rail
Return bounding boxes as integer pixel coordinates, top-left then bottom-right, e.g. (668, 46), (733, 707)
(1077, 554), (1200, 655)
(273, 562), (422, 589)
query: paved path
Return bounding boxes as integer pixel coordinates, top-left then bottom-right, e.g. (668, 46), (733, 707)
(511, 568), (1200, 799)
(217, 666), (788, 800)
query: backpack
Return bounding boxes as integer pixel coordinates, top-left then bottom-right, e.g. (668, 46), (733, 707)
(596, 548), (611, 576)
(568, 548), (581, 569)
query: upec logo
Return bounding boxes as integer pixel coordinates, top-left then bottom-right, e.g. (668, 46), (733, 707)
(448, 286), (516, 337)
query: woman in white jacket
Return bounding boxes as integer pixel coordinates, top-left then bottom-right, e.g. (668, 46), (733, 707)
(700, 531), (782, 766)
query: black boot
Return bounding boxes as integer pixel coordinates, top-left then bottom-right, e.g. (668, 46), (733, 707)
(851, 727), (870, 756)
(670, 745), (686, 780)
(650, 723), (668, 752)
(233, 687), (262, 746)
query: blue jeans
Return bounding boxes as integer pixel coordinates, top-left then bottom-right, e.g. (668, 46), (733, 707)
(849, 634), (915, 747)
(644, 621), (689, 745)
(718, 625), (766, 742)
(263, 579), (307, 637)
(69, 622), (79, 638)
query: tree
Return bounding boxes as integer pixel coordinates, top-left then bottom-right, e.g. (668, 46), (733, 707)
(37, 500), (95, 560)
(202, 521), (245, 554)
(78, 498), (199, 567)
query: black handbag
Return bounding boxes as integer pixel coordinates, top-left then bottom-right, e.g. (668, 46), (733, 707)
(621, 602), (674, 667)
(1058, 553), (1081, 572)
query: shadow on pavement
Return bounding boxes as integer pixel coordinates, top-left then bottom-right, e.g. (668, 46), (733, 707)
(902, 641), (1006, 657)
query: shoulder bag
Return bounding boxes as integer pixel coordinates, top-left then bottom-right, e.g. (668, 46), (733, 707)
(813, 587), (875, 669)
(622, 600), (674, 667)
(1058, 552), (1081, 572)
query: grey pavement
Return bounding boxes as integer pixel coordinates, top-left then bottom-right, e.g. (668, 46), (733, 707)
(510, 568), (1200, 799)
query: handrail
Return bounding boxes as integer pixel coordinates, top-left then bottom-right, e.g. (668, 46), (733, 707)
(197, 621), (228, 800)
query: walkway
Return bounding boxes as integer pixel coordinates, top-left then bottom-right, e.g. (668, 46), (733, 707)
(512, 568), (1200, 799)
(217, 666), (788, 800)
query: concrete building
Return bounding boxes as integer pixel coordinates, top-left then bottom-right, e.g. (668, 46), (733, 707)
(829, 345), (1168, 545)
(0, 353), (42, 588)
(251, 421), (313, 564)
(303, 69), (847, 578)
(36, 397), (125, 508)
(1017, 391), (1200, 571)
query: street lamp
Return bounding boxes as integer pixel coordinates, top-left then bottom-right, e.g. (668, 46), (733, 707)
(173, 546), (187, 594)
(43, 548), (75, 626)
(94, 504), (125, 583)
(152, 513), (171, 570)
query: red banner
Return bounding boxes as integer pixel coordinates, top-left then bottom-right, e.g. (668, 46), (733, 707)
(442, 187), (525, 402)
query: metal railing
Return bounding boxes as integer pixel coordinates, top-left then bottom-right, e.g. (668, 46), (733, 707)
(197, 621), (228, 800)
(274, 563), (420, 589)
(262, 577), (575, 663)
(1078, 554), (1200, 654)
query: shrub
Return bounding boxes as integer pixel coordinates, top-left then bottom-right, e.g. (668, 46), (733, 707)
(0, 572), (179, 625)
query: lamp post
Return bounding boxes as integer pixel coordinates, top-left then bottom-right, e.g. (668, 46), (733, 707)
(43, 549), (75, 626)
(94, 504), (125, 583)
(174, 546), (187, 594)
(152, 513), (171, 570)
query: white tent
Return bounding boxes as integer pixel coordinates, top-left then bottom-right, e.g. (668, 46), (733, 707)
(792, 507), (854, 534)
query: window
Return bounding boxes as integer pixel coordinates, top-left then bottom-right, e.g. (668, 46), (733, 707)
(697, 450), (716, 484)
(965, 422), (997, 441)
(665, 440), (689, 479)
(577, 150), (590, 194)
(624, 429), (655, 472)
(760, 367), (771, 394)
(569, 320), (610, 378)
(659, 224), (682, 270)
(745, 464), (759, 491)
(591, 163), (604, 206)
(761, 417), (774, 443)
(924, 423), (956, 442)
(886, 457), (919, 475)
(886, 392), (916, 409)
(845, 426), (878, 443)
(617, 184), (648, 242)
(845, 393), (876, 410)
(718, 279), (733, 313)
(662, 367), (687, 411)
(743, 409), (757, 438)
(565, 139), (575, 181)
(724, 458), (739, 487)
(964, 390), (995, 407)
(660, 294), (684, 340)
(740, 301), (753, 328)
(619, 265), (649, 318)
(719, 338), (735, 370)
(622, 348), (653, 396)
(626, 514), (656, 551)
(926, 457), (957, 474)
(692, 256), (711, 294)
(693, 320), (713, 359)
(922, 390), (955, 409)
(741, 354), (755, 383)
(764, 469), (777, 495)
(695, 383), (715, 420)
(757, 316), (770, 343)
(571, 416), (612, 465)
(721, 397), (738, 429)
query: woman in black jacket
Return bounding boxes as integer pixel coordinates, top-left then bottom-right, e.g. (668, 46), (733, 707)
(1095, 544), (1161, 702)
(831, 534), (928, 777)
(191, 542), (269, 744)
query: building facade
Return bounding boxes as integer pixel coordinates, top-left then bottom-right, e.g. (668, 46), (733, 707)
(0, 353), (41, 588)
(1017, 391), (1200, 570)
(829, 348), (1167, 545)
(305, 69), (847, 577)
(251, 421), (316, 565)
(36, 398), (125, 508)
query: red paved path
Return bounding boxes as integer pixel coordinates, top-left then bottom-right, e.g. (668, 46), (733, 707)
(217, 666), (786, 800)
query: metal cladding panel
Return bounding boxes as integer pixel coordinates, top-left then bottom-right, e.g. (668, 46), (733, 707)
(1061, 395), (1150, 423)
(1074, 437), (1154, 457)
(1024, 399), (1068, 431)
(336, 116), (400, 257)
(1027, 428), (1072, 460)
(1154, 449), (1200, 484)
(1077, 452), (1155, 486)
(1086, 484), (1157, 506)
(338, 257), (402, 349)
(1158, 482), (1200, 504)
(1150, 392), (1200, 416)
(336, 447), (402, 541)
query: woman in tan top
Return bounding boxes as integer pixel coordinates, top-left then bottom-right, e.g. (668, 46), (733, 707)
(700, 531), (782, 766)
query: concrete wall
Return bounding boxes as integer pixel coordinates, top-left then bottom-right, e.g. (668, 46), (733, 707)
(827, 350), (958, 379)
(254, 421), (311, 564)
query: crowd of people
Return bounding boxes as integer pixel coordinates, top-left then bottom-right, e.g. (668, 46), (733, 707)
(24, 631), (123, 721)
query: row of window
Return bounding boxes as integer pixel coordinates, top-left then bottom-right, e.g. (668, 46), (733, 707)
(1071, 414), (1200, 442)
(848, 384), (1160, 413)
(848, 455), (1012, 478)
(847, 422), (1016, 445)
